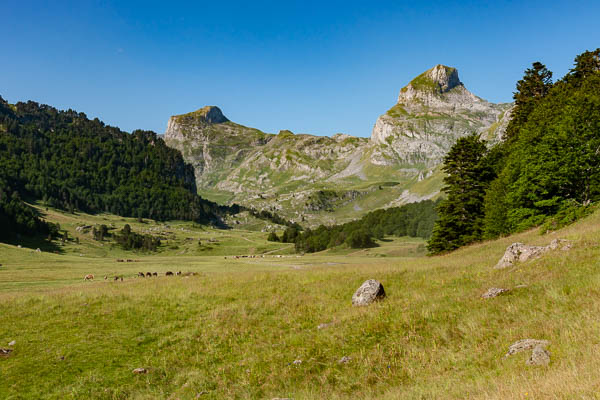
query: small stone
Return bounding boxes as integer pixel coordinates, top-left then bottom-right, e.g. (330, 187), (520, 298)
(506, 339), (550, 357)
(132, 367), (148, 374)
(526, 345), (551, 366)
(317, 322), (333, 330)
(338, 356), (351, 364)
(481, 288), (509, 299)
(0, 348), (13, 357)
(352, 279), (386, 306)
(8, 340), (16, 346)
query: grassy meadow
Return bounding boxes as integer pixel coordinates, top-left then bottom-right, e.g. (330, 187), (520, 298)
(1, 206), (600, 399)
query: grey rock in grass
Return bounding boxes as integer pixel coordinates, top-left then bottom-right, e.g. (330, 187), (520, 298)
(132, 368), (148, 374)
(317, 322), (334, 330)
(338, 356), (351, 364)
(526, 345), (551, 366)
(547, 238), (572, 251)
(495, 239), (572, 269)
(8, 340), (16, 346)
(0, 348), (13, 357)
(292, 359), (302, 365)
(352, 279), (386, 306)
(495, 243), (546, 269)
(505, 339), (550, 357)
(481, 288), (509, 299)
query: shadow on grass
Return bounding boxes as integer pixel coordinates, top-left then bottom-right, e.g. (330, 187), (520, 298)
(2, 235), (65, 254)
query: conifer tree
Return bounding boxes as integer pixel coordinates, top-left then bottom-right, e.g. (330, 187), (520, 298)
(503, 62), (553, 143)
(566, 48), (600, 84)
(427, 134), (494, 254)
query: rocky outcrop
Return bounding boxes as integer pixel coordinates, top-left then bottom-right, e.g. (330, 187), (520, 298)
(505, 339), (550, 357)
(371, 65), (512, 168)
(506, 339), (551, 366)
(495, 239), (572, 269)
(352, 279), (386, 306)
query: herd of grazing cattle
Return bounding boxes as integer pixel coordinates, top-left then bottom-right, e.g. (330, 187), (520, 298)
(83, 270), (199, 281)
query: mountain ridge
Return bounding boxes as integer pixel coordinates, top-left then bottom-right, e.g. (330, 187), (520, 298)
(165, 65), (513, 226)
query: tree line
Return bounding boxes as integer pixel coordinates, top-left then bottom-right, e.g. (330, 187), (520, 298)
(428, 49), (600, 254)
(268, 199), (439, 253)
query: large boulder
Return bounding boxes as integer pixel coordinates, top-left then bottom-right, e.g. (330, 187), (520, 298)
(495, 243), (546, 269)
(495, 239), (571, 269)
(505, 339), (550, 357)
(352, 279), (386, 306)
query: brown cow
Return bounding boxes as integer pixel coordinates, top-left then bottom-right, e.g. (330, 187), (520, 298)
(84, 274), (94, 281)
(165, 271), (174, 276)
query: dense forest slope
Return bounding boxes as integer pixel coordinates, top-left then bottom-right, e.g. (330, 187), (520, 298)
(428, 49), (600, 254)
(0, 97), (230, 241)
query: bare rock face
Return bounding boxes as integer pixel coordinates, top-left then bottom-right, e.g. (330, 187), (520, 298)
(352, 279), (386, 306)
(481, 287), (509, 299)
(495, 239), (572, 269)
(527, 345), (551, 366)
(505, 339), (550, 357)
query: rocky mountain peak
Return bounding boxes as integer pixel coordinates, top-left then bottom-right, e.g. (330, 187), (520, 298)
(372, 65), (512, 168)
(176, 106), (229, 125)
(427, 64), (461, 92)
(398, 65), (464, 103)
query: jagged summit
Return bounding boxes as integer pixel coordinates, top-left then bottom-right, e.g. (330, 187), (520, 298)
(426, 64), (462, 92)
(175, 106), (229, 125)
(398, 64), (464, 103)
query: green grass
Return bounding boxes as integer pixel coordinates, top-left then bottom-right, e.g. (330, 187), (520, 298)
(2, 207), (600, 398)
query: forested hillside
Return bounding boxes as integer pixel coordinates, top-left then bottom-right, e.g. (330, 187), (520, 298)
(292, 199), (439, 253)
(0, 97), (231, 241)
(428, 49), (600, 254)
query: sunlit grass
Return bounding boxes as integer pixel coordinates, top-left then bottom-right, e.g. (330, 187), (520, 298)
(1, 207), (599, 398)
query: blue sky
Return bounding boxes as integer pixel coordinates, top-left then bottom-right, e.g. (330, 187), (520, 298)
(2, 1), (599, 137)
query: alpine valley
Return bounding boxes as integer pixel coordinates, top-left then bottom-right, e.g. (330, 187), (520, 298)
(165, 65), (512, 226)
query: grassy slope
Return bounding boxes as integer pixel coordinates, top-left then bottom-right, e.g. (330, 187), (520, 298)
(1, 208), (600, 399)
